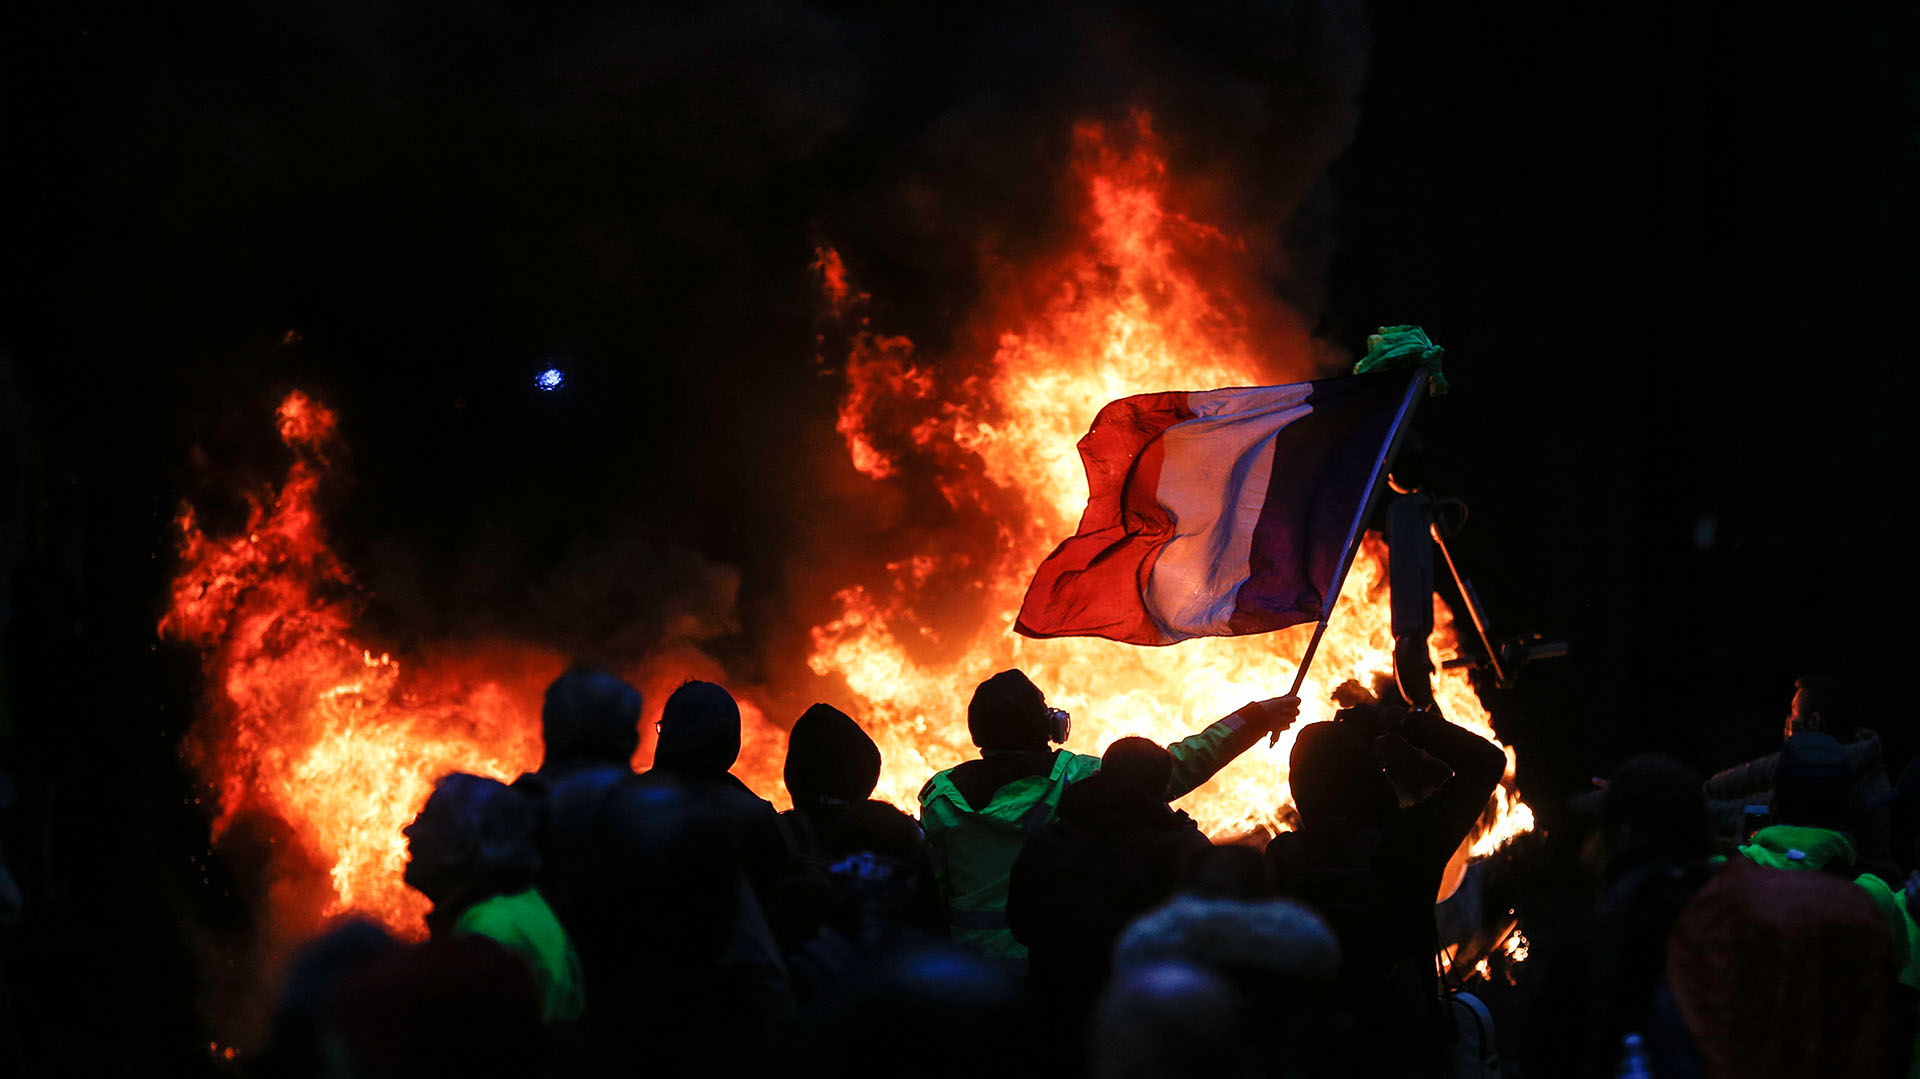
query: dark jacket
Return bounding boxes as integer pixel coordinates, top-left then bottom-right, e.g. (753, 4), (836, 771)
(577, 774), (794, 1073)
(1704, 728), (1895, 881)
(920, 709), (1267, 957)
(638, 680), (784, 890)
(1265, 711), (1506, 1078)
(1007, 771), (1212, 1017)
(773, 799), (950, 1011)
(512, 760), (630, 938)
(1522, 857), (1712, 1079)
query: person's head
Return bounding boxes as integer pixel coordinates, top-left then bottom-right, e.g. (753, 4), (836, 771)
(1114, 895), (1342, 1070)
(811, 943), (1036, 1073)
(784, 703), (882, 812)
(1772, 732), (1853, 830)
(1785, 674), (1858, 741)
(260, 919), (403, 1078)
(540, 665), (642, 771)
(1101, 736), (1174, 800)
(652, 680), (741, 776)
(1114, 896), (1341, 985)
(1593, 753), (1709, 873)
(1089, 961), (1249, 1079)
(1287, 721), (1396, 828)
(967, 668), (1067, 751)
(403, 773), (540, 905)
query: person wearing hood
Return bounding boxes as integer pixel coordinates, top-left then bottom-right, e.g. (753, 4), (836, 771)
(1523, 754), (1713, 1079)
(1718, 731), (1908, 962)
(1006, 736), (1214, 1026)
(402, 772), (586, 1026)
(1704, 674), (1895, 881)
(636, 679), (779, 850)
(918, 668), (1299, 960)
(780, 702), (890, 856)
(777, 704), (941, 912)
(510, 665), (644, 938)
(627, 680), (796, 1041)
(1263, 697), (1506, 1078)
(774, 704), (946, 1005)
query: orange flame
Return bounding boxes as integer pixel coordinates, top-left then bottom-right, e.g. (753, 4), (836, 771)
(163, 111), (1530, 949)
(806, 114), (1533, 859)
(161, 394), (553, 935)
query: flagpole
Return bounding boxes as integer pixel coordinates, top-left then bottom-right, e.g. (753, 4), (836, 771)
(1272, 366), (1433, 742)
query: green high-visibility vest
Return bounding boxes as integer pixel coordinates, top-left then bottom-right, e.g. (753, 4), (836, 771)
(920, 750), (1099, 958)
(919, 711), (1262, 958)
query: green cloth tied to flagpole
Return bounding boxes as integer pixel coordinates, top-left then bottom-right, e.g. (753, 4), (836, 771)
(1354, 324), (1448, 396)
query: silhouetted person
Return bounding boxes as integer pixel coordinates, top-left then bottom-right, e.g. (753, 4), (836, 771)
(1265, 701), (1505, 1077)
(330, 934), (544, 1079)
(511, 664), (644, 936)
(1175, 844), (1278, 900)
(1007, 736), (1212, 1025)
(588, 689), (799, 1072)
(773, 703), (945, 1003)
(580, 773), (793, 1072)
(637, 680), (779, 849)
(780, 703), (899, 856)
(1663, 732), (1908, 1079)
(1667, 853), (1893, 1079)
(402, 773), (585, 1026)
(1113, 895), (1344, 1076)
(1524, 754), (1712, 1079)
(1088, 961), (1254, 1079)
(255, 919), (402, 1079)
(798, 942), (1042, 1079)
(1704, 674), (1894, 881)
(920, 668), (1299, 958)
(1720, 732), (1908, 959)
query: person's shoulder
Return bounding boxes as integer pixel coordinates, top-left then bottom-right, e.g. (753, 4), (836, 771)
(919, 762), (961, 803)
(456, 889), (534, 938)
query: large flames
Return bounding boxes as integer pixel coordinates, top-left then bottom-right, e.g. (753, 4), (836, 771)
(809, 114), (1532, 855)
(162, 111), (1530, 943)
(161, 392), (552, 934)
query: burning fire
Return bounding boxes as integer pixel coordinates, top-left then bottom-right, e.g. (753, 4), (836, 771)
(162, 111), (1530, 945)
(809, 112), (1533, 856)
(161, 392), (553, 934)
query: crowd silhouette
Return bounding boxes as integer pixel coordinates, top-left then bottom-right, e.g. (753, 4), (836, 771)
(249, 667), (1919, 1079)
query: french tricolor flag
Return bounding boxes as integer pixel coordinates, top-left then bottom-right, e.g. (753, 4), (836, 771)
(1016, 369), (1426, 647)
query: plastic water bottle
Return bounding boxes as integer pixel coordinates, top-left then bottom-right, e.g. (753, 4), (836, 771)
(1616, 1032), (1653, 1079)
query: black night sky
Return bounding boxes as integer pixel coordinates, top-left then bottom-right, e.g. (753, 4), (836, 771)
(3, 1), (1916, 1071)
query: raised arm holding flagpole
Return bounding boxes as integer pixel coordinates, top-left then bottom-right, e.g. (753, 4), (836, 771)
(1014, 326), (1447, 728)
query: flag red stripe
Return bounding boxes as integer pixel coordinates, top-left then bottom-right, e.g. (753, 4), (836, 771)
(1014, 391), (1193, 643)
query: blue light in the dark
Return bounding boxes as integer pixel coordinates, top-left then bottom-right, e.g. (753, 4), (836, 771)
(535, 367), (565, 392)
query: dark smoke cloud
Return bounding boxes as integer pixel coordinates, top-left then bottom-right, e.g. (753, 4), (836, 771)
(47, 0), (1373, 706)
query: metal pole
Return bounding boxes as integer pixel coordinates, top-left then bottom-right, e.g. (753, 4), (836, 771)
(1431, 527), (1506, 687)
(1272, 366), (1433, 742)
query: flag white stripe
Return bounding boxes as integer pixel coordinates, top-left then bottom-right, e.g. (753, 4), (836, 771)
(1144, 384), (1315, 641)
